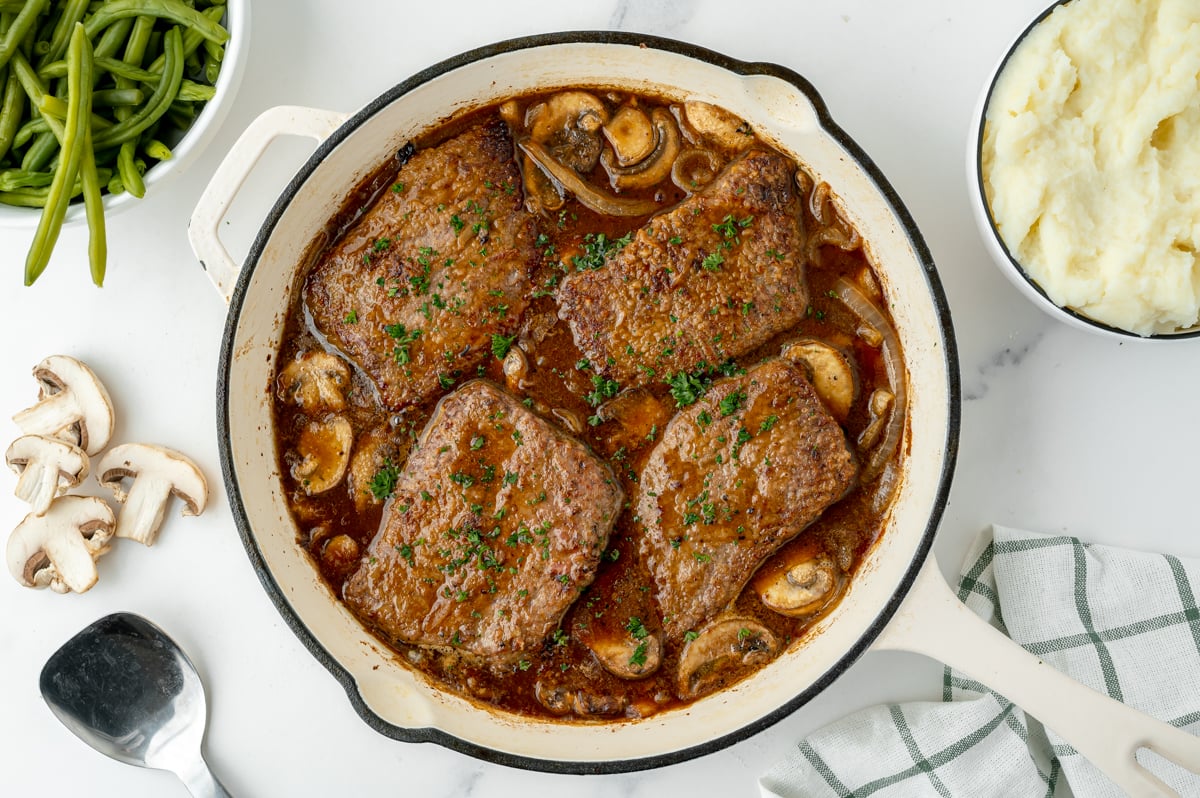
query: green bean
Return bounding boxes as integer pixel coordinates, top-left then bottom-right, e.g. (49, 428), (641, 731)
(0, 169), (54, 190)
(26, 24), (91, 286)
(113, 15), (153, 197)
(80, 122), (104, 285)
(106, 173), (123, 194)
(0, 0), (48, 75)
(82, 0), (228, 46)
(142, 138), (170, 161)
(91, 25), (180, 150)
(37, 0), (88, 67)
(91, 16), (133, 61)
(12, 51), (65, 140)
(0, 65), (21, 160)
(0, 167), (110, 202)
(202, 37), (220, 64)
(14, 116), (46, 149)
(144, 5), (223, 74)
(21, 130), (58, 171)
(38, 93), (113, 129)
(94, 88), (143, 106)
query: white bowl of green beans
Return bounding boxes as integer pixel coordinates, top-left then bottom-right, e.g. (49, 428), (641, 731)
(0, 0), (247, 285)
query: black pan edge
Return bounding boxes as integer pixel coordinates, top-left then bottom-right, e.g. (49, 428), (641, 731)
(217, 29), (962, 775)
(972, 0), (1200, 341)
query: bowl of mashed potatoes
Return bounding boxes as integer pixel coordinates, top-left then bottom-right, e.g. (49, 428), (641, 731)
(969, 0), (1200, 338)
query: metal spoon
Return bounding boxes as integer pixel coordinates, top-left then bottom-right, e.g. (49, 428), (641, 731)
(39, 612), (231, 798)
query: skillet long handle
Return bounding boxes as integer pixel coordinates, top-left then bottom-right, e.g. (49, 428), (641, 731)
(873, 555), (1200, 798)
(187, 105), (348, 304)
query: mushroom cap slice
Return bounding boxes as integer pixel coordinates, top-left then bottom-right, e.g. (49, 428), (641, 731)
(679, 102), (756, 151)
(600, 107), (682, 191)
(676, 616), (779, 699)
(781, 339), (859, 423)
(6, 434), (90, 516)
(97, 443), (209, 546)
(603, 105), (656, 166)
(12, 355), (115, 455)
(754, 555), (842, 618)
(584, 627), (663, 680)
(277, 351), (352, 411)
(7, 495), (115, 593)
(525, 91), (609, 172)
(291, 415), (353, 496)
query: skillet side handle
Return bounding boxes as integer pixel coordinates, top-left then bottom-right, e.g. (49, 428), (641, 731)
(874, 556), (1200, 798)
(187, 105), (348, 303)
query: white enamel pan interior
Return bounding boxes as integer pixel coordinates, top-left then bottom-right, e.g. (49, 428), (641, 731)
(191, 33), (1200, 790)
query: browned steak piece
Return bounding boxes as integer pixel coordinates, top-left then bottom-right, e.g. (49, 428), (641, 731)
(636, 358), (858, 636)
(305, 119), (539, 410)
(343, 380), (623, 667)
(556, 149), (806, 388)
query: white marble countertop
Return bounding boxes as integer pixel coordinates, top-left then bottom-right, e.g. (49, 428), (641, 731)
(4, 1), (1200, 796)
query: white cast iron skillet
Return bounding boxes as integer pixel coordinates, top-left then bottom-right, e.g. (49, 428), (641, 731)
(190, 32), (1200, 794)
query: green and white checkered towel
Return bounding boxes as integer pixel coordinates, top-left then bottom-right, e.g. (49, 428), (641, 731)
(760, 525), (1200, 797)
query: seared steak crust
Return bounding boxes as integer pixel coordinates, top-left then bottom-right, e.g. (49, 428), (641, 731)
(305, 119), (539, 410)
(636, 359), (858, 635)
(556, 149), (807, 388)
(344, 380), (623, 667)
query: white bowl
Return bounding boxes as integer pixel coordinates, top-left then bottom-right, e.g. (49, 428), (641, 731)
(0, 0), (249, 228)
(966, 0), (1200, 341)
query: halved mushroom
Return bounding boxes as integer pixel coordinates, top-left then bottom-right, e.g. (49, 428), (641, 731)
(754, 554), (843, 618)
(503, 347), (531, 392)
(583, 627), (663, 680)
(602, 105), (656, 166)
(277, 351), (351, 412)
(678, 102), (755, 151)
(12, 355), (114, 455)
(7, 495), (115, 593)
(671, 148), (722, 193)
(781, 339), (859, 423)
(6, 434), (89, 516)
(292, 415), (353, 496)
(320, 533), (361, 575)
(600, 107), (681, 191)
(97, 443), (209, 546)
(525, 91), (609, 172)
(676, 616), (779, 699)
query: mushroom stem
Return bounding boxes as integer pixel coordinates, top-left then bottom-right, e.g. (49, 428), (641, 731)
(115, 476), (173, 545)
(13, 391), (81, 441)
(519, 139), (661, 217)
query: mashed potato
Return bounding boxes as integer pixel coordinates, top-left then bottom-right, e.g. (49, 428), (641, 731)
(982, 0), (1200, 335)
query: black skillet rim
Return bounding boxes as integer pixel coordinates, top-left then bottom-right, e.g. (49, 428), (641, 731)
(972, 0), (1200, 340)
(216, 30), (962, 775)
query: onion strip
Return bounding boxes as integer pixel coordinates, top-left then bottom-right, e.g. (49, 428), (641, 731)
(833, 277), (906, 483)
(519, 138), (660, 217)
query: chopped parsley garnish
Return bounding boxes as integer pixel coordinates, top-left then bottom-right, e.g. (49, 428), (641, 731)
(700, 250), (725, 272)
(438, 373), (456, 389)
(503, 471), (519, 486)
(571, 231), (633, 271)
(625, 616), (649, 640)
(684, 630), (700, 642)
(369, 460), (400, 500)
(469, 435), (486, 451)
(391, 181), (405, 193)
(629, 642), (648, 668)
(384, 323), (421, 365)
(666, 369), (709, 407)
(450, 214), (465, 233)
(585, 374), (620, 407)
(491, 333), (516, 360)
(759, 414), (780, 433)
(343, 309), (358, 324)
(719, 389), (747, 417)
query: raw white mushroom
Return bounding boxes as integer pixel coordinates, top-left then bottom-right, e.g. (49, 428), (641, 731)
(5, 434), (90, 516)
(97, 443), (209, 546)
(12, 355), (114, 455)
(7, 495), (115, 593)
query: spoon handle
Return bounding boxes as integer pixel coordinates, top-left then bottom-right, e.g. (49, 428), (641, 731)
(179, 755), (232, 798)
